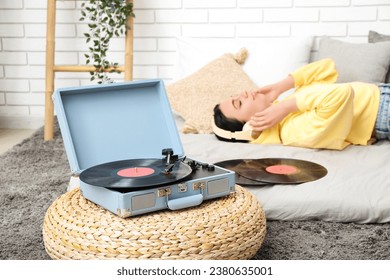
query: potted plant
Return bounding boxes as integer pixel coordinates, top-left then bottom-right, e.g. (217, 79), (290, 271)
(80, 0), (135, 83)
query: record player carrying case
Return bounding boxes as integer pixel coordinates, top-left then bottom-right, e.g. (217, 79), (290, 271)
(53, 80), (235, 217)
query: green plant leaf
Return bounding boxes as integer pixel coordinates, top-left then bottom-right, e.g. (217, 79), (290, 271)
(80, 0), (134, 84)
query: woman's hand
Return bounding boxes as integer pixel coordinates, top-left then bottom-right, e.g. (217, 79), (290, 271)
(249, 105), (286, 131)
(252, 75), (295, 103)
(249, 98), (298, 131)
(252, 85), (281, 104)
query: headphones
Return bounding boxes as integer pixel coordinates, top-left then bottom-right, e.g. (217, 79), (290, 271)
(211, 119), (257, 141)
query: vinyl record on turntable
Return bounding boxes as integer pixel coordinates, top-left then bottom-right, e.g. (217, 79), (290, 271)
(80, 158), (192, 189)
(237, 158), (327, 184)
(214, 159), (268, 186)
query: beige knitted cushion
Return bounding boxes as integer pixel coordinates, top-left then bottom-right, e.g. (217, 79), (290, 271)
(166, 49), (257, 134)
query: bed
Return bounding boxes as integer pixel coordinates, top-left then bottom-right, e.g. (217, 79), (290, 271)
(179, 130), (390, 223)
(165, 32), (390, 224)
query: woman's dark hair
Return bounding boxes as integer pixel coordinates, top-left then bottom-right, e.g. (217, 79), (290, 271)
(213, 104), (247, 143)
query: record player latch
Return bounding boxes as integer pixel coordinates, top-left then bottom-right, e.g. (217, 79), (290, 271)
(157, 187), (172, 197)
(193, 181), (206, 191)
(178, 183), (188, 193)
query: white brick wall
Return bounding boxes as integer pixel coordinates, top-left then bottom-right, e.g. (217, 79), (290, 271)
(0, 0), (390, 128)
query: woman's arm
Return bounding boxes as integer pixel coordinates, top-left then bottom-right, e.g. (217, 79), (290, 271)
(249, 98), (298, 132)
(252, 58), (338, 102)
(291, 58), (338, 87)
(251, 84), (356, 150)
(253, 75), (294, 103)
(283, 84), (355, 150)
(249, 59), (339, 133)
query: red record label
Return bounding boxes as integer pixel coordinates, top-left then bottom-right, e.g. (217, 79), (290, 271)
(117, 167), (155, 178)
(234, 158), (327, 184)
(265, 164), (299, 175)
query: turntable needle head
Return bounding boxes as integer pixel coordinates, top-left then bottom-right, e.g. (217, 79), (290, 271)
(164, 163), (175, 174)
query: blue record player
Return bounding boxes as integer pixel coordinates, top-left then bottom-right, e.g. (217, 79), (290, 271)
(53, 80), (235, 217)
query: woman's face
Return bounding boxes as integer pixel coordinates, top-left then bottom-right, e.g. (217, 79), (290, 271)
(219, 91), (268, 122)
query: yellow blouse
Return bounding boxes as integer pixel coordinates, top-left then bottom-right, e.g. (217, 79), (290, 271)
(251, 58), (380, 150)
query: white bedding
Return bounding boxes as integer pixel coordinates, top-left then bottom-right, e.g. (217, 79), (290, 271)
(179, 132), (390, 224)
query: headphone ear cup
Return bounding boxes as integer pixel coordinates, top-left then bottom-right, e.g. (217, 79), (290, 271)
(212, 119), (253, 141)
(251, 131), (261, 139)
(243, 121), (261, 139)
(242, 121), (252, 131)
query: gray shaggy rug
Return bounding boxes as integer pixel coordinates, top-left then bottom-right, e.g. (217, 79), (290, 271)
(1, 123), (390, 260)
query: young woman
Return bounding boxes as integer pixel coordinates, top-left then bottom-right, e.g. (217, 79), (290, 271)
(213, 58), (390, 150)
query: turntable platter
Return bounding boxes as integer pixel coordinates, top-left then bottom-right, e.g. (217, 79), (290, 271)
(80, 158), (192, 189)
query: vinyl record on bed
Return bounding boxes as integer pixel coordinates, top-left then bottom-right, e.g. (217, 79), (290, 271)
(237, 158), (327, 184)
(80, 158), (192, 189)
(214, 159), (268, 186)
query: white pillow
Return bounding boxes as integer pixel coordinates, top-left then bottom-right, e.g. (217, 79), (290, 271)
(173, 36), (313, 88)
(173, 38), (243, 80)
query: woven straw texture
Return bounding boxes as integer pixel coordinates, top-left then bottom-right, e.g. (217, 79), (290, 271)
(42, 186), (266, 260)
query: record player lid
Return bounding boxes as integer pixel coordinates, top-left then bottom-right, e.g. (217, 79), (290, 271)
(53, 80), (184, 174)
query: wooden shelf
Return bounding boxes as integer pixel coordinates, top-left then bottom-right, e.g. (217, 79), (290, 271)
(44, 0), (134, 140)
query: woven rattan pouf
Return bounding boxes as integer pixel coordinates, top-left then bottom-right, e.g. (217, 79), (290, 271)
(43, 185), (266, 260)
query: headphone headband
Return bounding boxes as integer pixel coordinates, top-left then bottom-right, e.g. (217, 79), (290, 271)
(211, 118), (253, 141)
